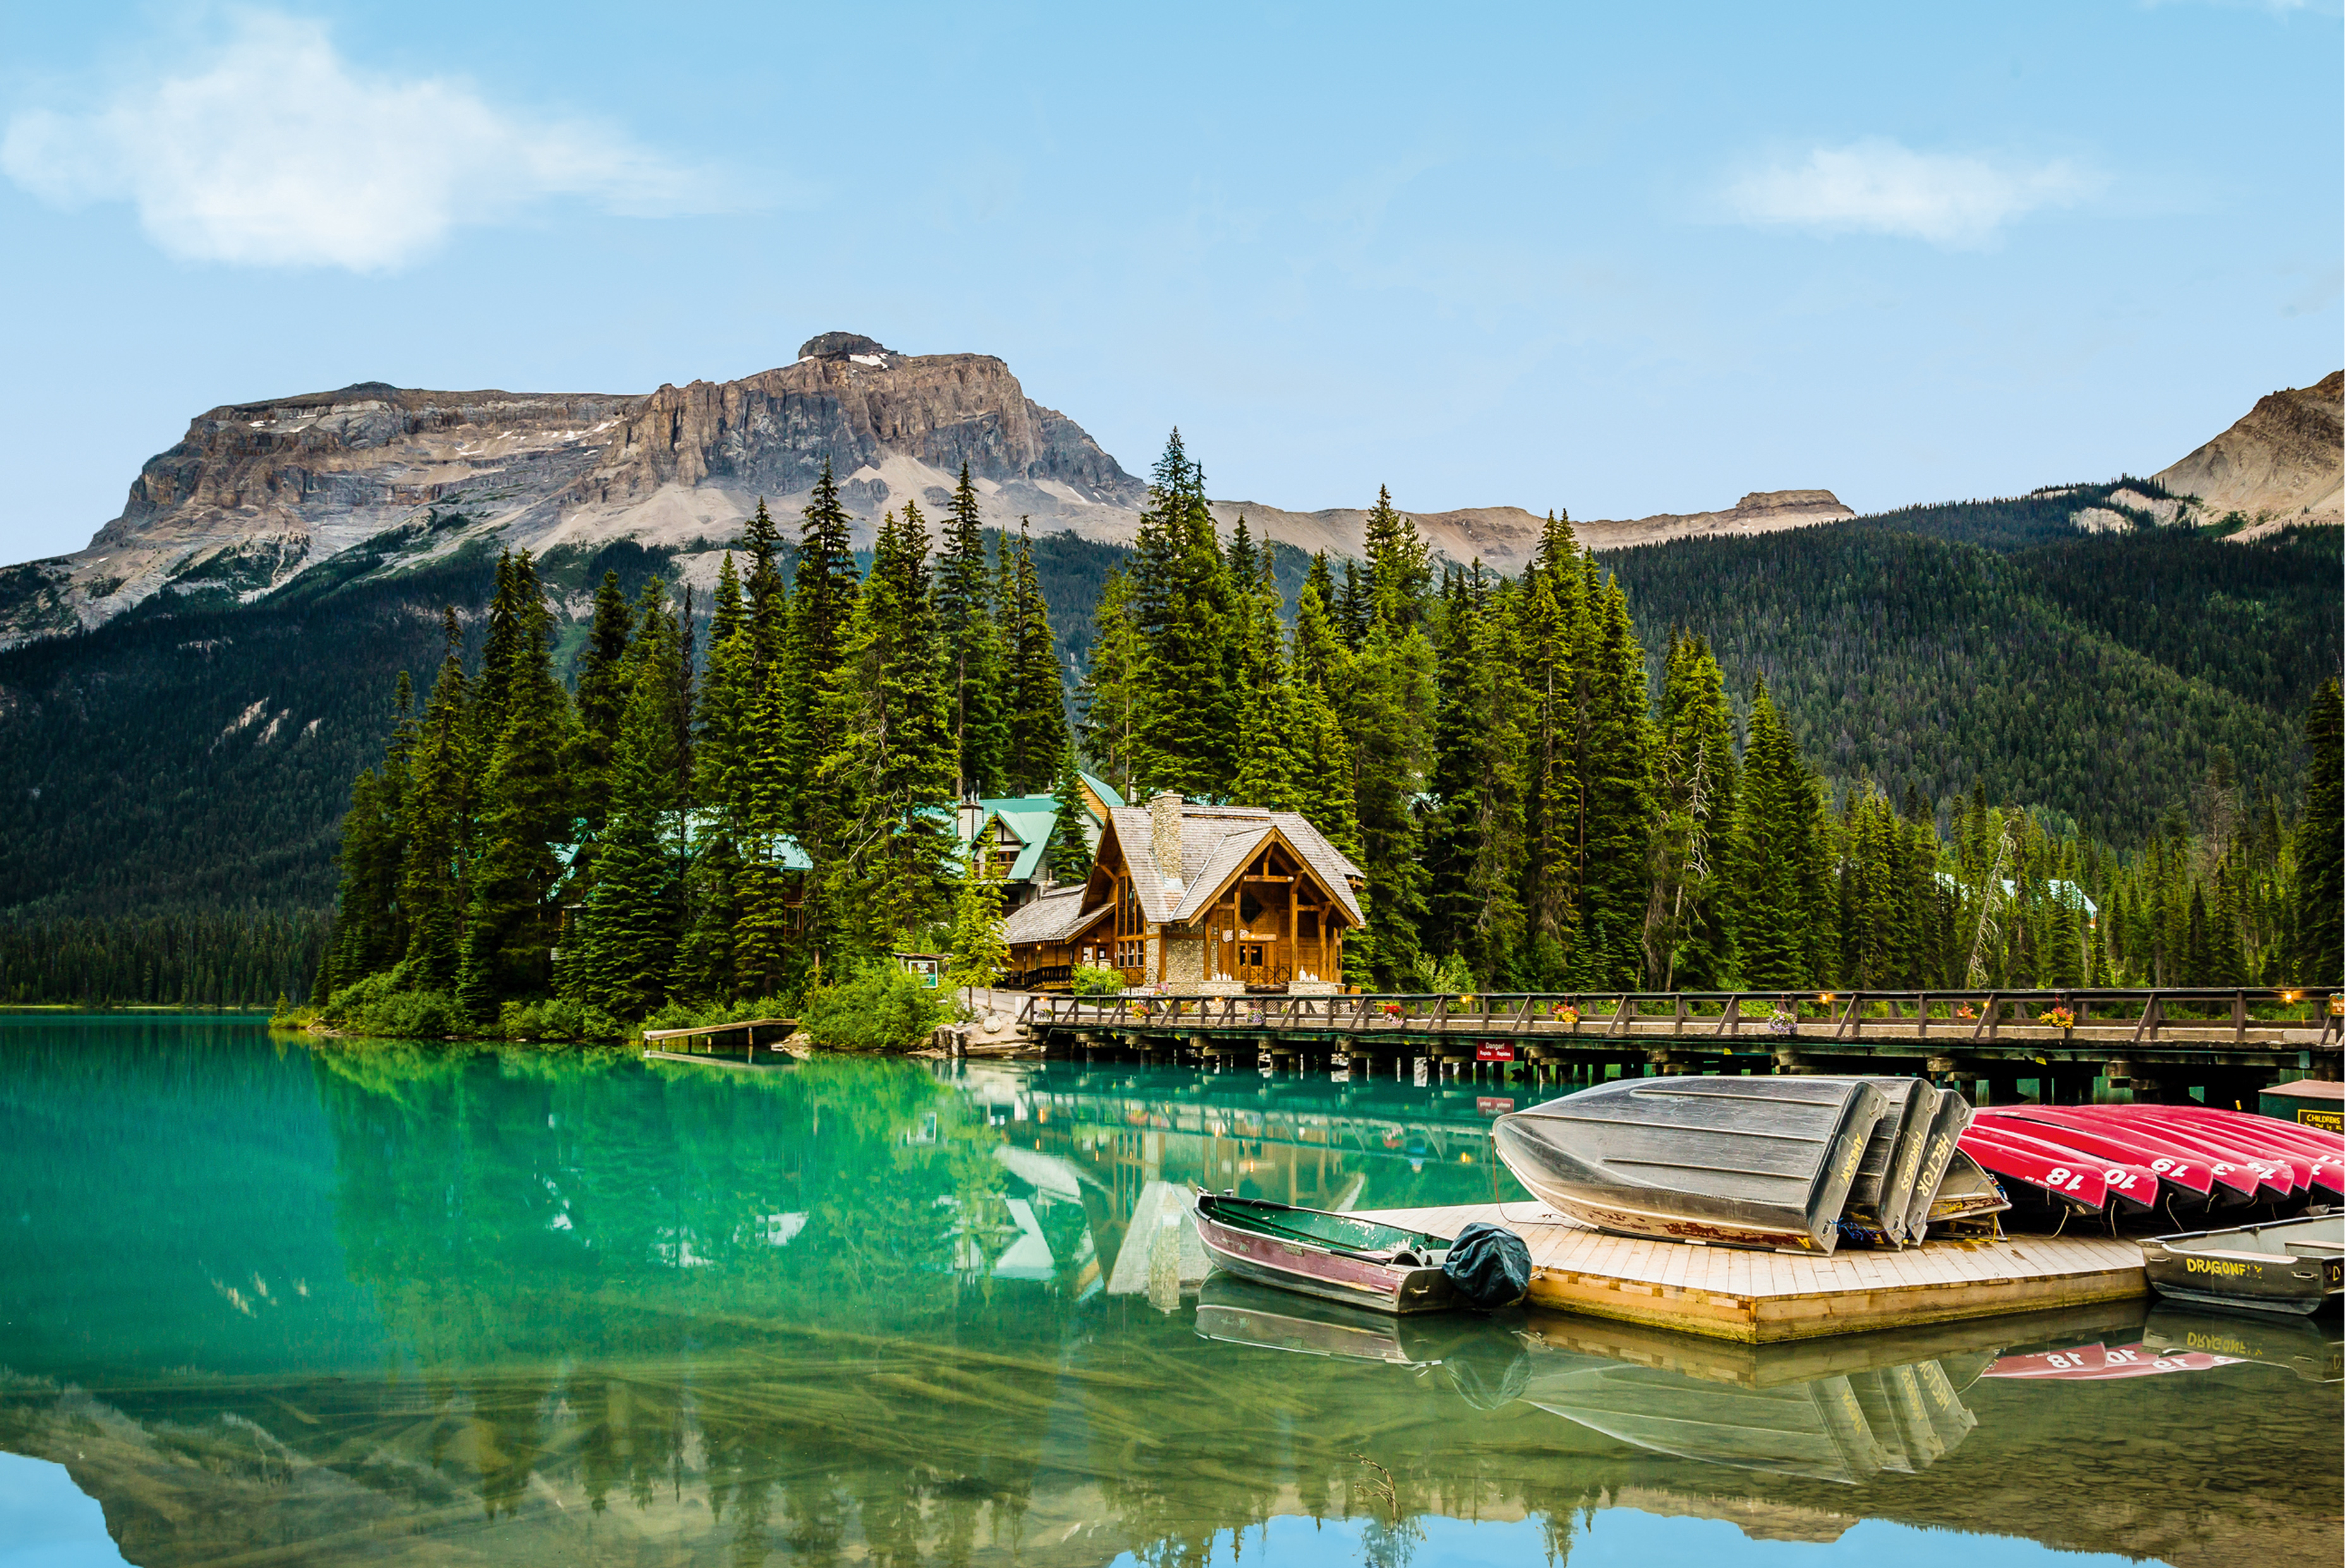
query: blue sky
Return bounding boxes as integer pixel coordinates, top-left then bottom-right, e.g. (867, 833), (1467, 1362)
(0, 1), (2340, 565)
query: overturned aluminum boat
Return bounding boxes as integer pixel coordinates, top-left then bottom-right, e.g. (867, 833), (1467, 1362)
(1922, 1147), (2010, 1236)
(1902, 1089), (1974, 1243)
(1836, 1077), (1939, 1246)
(1491, 1076), (1888, 1254)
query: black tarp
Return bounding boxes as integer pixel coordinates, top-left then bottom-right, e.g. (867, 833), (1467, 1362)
(1441, 1220), (1531, 1309)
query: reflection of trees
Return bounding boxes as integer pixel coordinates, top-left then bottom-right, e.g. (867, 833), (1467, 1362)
(2, 1035), (2341, 1568)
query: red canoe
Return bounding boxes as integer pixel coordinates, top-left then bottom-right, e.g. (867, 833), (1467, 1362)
(1961, 1122), (2158, 1212)
(1986, 1107), (2258, 1206)
(1957, 1128), (2110, 1212)
(2138, 1108), (2344, 1182)
(1971, 1109), (2216, 1204)
(2089, 1111), (2302, 1202)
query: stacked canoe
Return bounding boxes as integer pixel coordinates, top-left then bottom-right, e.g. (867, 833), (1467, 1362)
(1962, 1104), (2346, 1222)
(1491, 1075), (2004, 1255)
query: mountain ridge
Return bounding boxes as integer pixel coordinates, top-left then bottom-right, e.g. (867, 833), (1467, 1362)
(0, 332), (1850, 646)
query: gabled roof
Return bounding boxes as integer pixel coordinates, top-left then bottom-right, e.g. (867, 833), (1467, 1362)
(1078, 771), (1127, 811)
(1102, 802), (1364, 927)
(1001, 883), (1108, 944)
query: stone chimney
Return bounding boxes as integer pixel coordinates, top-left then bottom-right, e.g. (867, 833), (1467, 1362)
(1148, 792), (1186, 888)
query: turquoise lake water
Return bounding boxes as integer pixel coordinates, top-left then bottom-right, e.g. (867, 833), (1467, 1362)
(0, 1015), (2339, 1567)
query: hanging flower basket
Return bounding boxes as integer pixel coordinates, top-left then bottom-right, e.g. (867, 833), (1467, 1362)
(1377, 1001), (1404, 1018)
(1550, 1003), (1581, 1027)
(1766, 1010), (1796, 1037)
(2037, 1006), (2077, 1034)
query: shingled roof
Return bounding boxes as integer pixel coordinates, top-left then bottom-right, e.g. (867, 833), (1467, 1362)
(1103, 801), (1364, 927)
(1001, 884), (1104, 945)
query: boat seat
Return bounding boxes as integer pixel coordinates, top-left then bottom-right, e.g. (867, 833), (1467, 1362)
(2283, 1241), (2346, 1258)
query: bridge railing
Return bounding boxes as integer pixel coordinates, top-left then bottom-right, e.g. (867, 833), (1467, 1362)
(1025, 986), (2343, 1050)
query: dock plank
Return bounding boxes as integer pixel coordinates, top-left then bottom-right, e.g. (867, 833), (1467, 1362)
(1357, 1200), (2145, 1343)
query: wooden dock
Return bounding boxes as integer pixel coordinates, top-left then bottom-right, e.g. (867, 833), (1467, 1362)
(639, 1016), (800, 1063)
(1356, 1199), (2148, 1344)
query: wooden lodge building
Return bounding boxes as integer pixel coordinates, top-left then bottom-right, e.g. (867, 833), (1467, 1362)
(1001, 792), (1365, 992)
(955, 772), (1127, 912)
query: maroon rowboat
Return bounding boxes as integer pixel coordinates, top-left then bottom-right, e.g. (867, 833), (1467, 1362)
(1191, 1193), (1465, 1314)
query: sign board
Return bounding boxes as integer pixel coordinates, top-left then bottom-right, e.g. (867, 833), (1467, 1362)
(2298, 1108), (2345, 1133)
(1475, 1044), (1515, 1062)
(1478, 1097), (1513, 1115)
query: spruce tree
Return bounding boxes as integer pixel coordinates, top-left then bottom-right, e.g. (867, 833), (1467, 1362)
(787, 462), (860, 811)
(1424, 571), (1485, 960)
(1130, 430), (1237, 797)
(400, 610), (473, 992)
(1044, 748), (1095, 883)
(1076, 566), (1145, 800)
(1334, 490), (1436, 987)
(2289, 678), (2344, 982)
(945, 850), (1010, 991)
(457, 552), (577, 1020)
(675, 554), (751, 1001)
(579, 596), (692, 1018)
(1291, 674), (1361, 864)
(938, 464), (1009, 796)
(1521, 563), (1585, 983)
(1652, 633), (1738, 989)
(819, 503), (956, 950)
(1575, 575), (1655, 989)
(1730, 684), (1821, 990)
(1006, 522), (1071, 793)
(326, 672), (417, 991)
(570, 569), (634, 836)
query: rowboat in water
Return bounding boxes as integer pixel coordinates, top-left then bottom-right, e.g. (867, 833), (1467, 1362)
(1490, 1076), (1888, 1254)
(1190, 1193), (1462, 1313)
(2140, 1213), (2345, 1317)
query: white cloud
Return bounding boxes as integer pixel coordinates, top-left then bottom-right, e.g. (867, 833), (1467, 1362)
(1, 11), (725, 271)
(1721, 140), (2101, 247)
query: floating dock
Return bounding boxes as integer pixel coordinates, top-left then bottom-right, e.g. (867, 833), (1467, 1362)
(1356, 1200), (2147, 1344)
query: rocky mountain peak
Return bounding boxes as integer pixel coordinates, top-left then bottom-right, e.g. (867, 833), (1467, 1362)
(796, 331), (903, 367)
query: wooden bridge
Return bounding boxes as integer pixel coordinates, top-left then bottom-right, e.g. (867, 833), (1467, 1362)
(1013, 986), (2343, 1106)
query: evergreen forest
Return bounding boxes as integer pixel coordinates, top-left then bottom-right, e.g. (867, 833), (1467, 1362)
(0, 438), (2341, 1013)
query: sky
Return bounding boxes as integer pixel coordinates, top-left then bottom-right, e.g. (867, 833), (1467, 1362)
(0, 1), (2341, 565)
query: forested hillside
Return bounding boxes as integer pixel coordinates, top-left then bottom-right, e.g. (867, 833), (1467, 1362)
(0, 447), (2341, 1005)
(1607, 522), (2330, 845)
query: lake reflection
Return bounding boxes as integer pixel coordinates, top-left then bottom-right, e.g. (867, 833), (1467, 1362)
(0, 1016), (2339, 1568)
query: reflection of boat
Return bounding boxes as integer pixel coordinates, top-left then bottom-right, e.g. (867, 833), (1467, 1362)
(2139, 1213), (2346, 1317)
(1981, 1339), (2250, 1380)
(1491, 1077), (1887, 1255)
(1191, 1276), (1533, 1406)
(2141, 1303), (2346, 1384)
(1517, 1353), (1977, 1485)
(1192, 1193), (1461, 1313)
